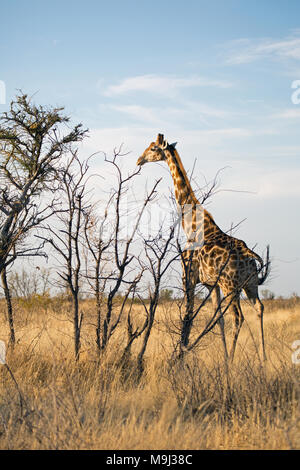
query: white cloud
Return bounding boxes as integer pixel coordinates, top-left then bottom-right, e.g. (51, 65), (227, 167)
(257, 144), (300, 157)
(102, 74), (232, 97)
(110, 105), (162, 125)
(224, 34), (300, 65)
(271, 109), (300, 119)
(257, 169), (300, 198)
(183, 101), (236, 119)
(106, 102), (236, 127)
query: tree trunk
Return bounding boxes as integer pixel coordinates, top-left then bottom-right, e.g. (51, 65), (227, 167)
(95, 274), (102, 352)
(72, 290), (81, 361)
(1, 268), (15, 346)
(179, 281), (195, 358)
(137, 297), (157, 378)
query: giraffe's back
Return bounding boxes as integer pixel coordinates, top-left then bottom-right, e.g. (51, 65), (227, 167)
(197, 235), (259, 290)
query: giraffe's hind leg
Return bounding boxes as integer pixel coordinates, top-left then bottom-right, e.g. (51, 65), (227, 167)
(244, 286), (266, 361)
(221, 289), (244, 362)
(210, 286), (228, 360)
(229, 299), (244, 362)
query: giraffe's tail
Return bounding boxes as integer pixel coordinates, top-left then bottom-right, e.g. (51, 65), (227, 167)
(258, 245), (270, 285)
(245, 244), (270, 285)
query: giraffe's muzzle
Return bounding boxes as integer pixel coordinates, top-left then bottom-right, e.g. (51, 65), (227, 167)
(136, 156), (146, 166)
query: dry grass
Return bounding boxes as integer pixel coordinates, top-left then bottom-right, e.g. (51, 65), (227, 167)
(0, 297), (299, 450)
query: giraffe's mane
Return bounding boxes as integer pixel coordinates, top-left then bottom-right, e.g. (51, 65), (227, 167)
(170, 146), (215, 222)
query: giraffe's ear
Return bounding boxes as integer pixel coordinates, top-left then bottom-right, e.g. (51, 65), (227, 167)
(162, 140), (168, 149)
(170, 142), (177, 148)
(156, 133), (164, 145)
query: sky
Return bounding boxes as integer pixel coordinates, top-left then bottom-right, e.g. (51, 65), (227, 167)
(1, 0), (300, 296)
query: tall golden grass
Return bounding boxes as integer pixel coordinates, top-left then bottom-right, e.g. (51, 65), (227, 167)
(0, 297), (299, 449)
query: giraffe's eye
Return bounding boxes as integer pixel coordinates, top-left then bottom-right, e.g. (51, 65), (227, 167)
(151, 147), (157, 151)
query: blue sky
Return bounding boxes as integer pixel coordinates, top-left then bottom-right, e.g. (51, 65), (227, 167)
(1, 0), (300, 296)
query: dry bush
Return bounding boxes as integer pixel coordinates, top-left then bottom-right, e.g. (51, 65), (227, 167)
(0, 299), (299, 450)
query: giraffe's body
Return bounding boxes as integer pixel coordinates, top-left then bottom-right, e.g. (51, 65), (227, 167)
(137, 134), (270, 361)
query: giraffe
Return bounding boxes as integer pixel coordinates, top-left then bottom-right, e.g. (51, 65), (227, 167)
(137, 133), (270, 361)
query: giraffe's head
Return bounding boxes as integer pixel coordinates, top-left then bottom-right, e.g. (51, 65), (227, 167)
(137, 133), (177, 166)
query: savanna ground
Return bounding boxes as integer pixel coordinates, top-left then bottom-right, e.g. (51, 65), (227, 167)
(0, 295), (299, 450)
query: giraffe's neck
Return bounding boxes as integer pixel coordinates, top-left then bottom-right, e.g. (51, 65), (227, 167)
(165, 147), (222, 242)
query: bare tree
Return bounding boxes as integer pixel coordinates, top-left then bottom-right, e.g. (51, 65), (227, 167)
(7, 267), (51, 299)
(37, 152), (91, 360)
(133, 223), (179, 378)
(120, 286), (148, 367)
(83, 200), (112, 352)
(83, 150), (160, 356)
